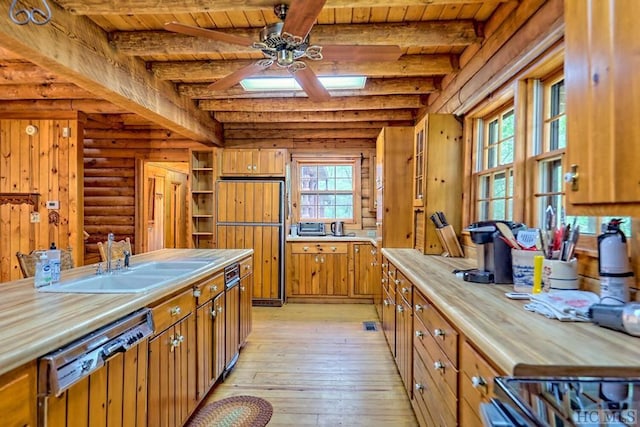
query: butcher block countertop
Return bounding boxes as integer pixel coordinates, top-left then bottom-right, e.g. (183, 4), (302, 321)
(0, 248), (252, 376)
(382, 249), (640, 378)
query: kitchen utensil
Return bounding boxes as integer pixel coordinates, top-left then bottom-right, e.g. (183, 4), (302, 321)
(496, 222), (520, 249)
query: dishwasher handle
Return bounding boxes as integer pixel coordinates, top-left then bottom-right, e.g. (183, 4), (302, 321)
(101, 338), (126, 359)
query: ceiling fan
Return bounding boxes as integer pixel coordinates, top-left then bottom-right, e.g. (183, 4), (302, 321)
(164, 0), (402, 102)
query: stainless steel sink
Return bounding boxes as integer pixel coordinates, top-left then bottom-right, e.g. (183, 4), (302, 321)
(38, 259), (218, 294)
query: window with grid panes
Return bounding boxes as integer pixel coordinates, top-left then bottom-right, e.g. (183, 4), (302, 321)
(532, 74), (631, 237)
(295, 161), (357, 222)
(475, 106), (515, 221)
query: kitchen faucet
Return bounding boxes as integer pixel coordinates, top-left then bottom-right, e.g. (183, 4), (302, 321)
(106, 233), (115, 274)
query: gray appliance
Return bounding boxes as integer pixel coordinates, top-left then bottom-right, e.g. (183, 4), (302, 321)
(330, 220), (345, 236)
(482, 376), (640, 426)
(216, 179), (285, 306)
(298, 222), (326, 236)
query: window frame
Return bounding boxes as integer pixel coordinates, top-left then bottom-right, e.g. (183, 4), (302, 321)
(290, 155), (362, 227)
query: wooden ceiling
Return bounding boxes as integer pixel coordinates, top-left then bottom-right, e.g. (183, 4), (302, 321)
(0, 0), (517, 146)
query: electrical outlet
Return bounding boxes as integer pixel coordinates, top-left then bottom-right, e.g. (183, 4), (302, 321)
(62, 127), (71, 137)
(30, 212), (40, 223)
(46, 200), (59, 209)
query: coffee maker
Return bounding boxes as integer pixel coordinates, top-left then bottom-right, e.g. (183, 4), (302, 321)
(464, 220), (524, 284)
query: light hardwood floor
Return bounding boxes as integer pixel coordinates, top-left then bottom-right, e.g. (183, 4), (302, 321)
(202, 303), (418, 426)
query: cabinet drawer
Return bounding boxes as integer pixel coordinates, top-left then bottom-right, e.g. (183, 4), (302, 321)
(412, 353), (437, 427)
(414, 348), (457, 427)
(413, 290), (458, 366)
(414, 317), (457, 417)
(290, 242), (348, 254)
(460, 340), (500, 420)
(195, 272), (224, 304)
(239, 256), (252, 277)
(152, 289), (196, 334)
(394, 270), (412, 304)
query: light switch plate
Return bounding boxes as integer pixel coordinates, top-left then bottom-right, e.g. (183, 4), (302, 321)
(30, 212), (40, 223)
(46, 200), (59, 209)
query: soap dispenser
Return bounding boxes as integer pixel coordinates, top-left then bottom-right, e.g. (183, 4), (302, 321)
(34, 252), (52, 288)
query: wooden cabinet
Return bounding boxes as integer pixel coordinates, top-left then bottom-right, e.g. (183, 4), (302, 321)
(460, 340), (501, 426)
(0, 362), (36, 427)
(565, 0), (640, 215)
(239, 257), (253, 346)
(394, 269), (413, 397)
(381, 262), (396, 354)
(148, 290), (197, 427)
(221, 148), (286, 177)
(412, 288), (459, 427)
(190, 149), (216, 248)
(195, 273), (225, 399)
(376, 127), (414, 248)
(372, 245), (383, 319)
(225, 282), (240, 371)
(287, 242), (348, 298)
(43, 343), (148, 427)
(353, 243), (375, 298)
(412, 114), (463, 254)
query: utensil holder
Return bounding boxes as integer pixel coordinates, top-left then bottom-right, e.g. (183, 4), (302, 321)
(512, 249), (545, 292)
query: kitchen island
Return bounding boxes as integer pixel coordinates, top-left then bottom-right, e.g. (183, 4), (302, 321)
(0, 248), (252, 427)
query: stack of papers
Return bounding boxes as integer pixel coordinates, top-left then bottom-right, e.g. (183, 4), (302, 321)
(524, 291), (600, 321)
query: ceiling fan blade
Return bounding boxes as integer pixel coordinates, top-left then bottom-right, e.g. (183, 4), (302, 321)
(320, 45), (402, 62)
(290, 66), (330, 102)
(208, 61), (272, 91)
(164, 21), (254, 47)
(281, 0), (327, 40)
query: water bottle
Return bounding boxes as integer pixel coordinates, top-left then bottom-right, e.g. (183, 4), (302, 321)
(598, 219), (633, 305)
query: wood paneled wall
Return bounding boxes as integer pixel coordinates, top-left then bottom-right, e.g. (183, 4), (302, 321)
(82, 120), (209, 264)
(0, 115), (83, 282)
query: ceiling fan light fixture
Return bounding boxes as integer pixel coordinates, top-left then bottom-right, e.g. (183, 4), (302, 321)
(240, 76), (367, 92)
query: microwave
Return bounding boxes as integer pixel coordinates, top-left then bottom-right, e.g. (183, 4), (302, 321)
(297, 222), (326, 236)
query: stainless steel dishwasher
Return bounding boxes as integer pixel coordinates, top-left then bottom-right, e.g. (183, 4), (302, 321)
(37, 308), (154, 427)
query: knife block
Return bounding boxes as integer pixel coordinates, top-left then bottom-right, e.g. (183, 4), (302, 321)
(435, 225), (464, 257)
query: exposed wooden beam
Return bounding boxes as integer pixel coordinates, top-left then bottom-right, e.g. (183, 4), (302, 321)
(0, 63), (67, 84)
(223, 121), (411, 130)
(0, 84), (93, 99)
(0, 0), (222, 144)
(224, 138), (376, 148)
(214, 109), (415, 122)
(225, 128), (380, 139)
(57, 0), (510, 14)
(201, 95), (424, 112)
(179, 77), (438, 99)
(153, 55), (456, 81)
(0, 99), (127, 114)
(112, 21), (480, 56)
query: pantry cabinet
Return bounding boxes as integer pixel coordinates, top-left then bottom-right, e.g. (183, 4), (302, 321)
(412, 114), (463, 254)
(148, 290), (197, 427)
(0, 362), (36, 427)
(221, 148), (286, 177)
(565, 0), (640, 215)
(287, 242), (348, 299)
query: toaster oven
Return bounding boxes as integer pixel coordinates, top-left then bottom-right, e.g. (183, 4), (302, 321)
(297, 222), (326, 236)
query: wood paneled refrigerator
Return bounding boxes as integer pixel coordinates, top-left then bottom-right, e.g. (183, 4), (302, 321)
(216, 179), (285, 306)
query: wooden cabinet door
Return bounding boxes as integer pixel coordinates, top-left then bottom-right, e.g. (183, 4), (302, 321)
(254, 149), (286, 176)
(382, 285), (396, 357)
(565, 0), (640, 212)
(413, 117), (426, 207)
(0, 362), (36, 427)
(196, 301), (215, 399)
(212, 293), (226, 381)
(221, 149), (286, 176)
(148, 314), (197, 427)
(239, 273), (253, 345)
(353, 243), (373, 297)
(225, 284), (240, 369)
(221, 149), (254, 175)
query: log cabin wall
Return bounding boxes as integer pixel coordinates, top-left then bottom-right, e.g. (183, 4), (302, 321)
(0, 114), (83, 283)
(82, 117), (210, 264)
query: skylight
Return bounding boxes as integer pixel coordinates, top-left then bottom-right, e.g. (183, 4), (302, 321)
(240, 76), (367, 91)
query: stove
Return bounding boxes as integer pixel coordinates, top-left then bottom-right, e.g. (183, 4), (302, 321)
(482, 377), (640, 426)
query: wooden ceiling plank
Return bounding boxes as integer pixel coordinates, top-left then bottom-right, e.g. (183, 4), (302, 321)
(0, 99), (127, 114)
(0, 63), (67, 85)
(152, 55), (456, 81)
(179, 77), (437, 98)
(0, 0), (222, 144)
(224, 128), (380, 139)
(111, 21), (480, 56)
(57, 1), (511, 15)
(0, 84), (94, 99)
(214, 109), (414, 122)
(223, 121), (412, 130)
(200, 95), (424, 112)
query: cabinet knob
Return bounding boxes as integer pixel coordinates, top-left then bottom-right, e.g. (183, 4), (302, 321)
(218, 306), (223, 313)
(247, 165), (252, 170)
(564, 164), (580, 191)
(434, 328), (445, 337)
(244, 264), (251, 270)
(415, 383), (424, 392)
(210, 285), (218, 292)
(394, 279), (400, 285)
(415, 330), (424, 338)
(331, 246), (337, 251)
(253, 165), (257, 170)
(381, 263), (388, 268)
(193, 289), (201, 298)
(170, 306), (181, 316)
(383, 299), (389, 306)
(381, 278), (387, 283)
(210, 308), (217, 318)
(355, 247), (359, 253)
(472, 376), (487, 389)
(397, 305), (404, 313)
(401, 287), (409, 294)
(303, 246), (309, 251)
(414, 304), (423, 312)
(389, 270), (395, 277)
(240, 286), (245, 291)
(433, 361), (445, 371)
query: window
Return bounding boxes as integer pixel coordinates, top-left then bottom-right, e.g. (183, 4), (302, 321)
(474, 105), (515, 221)
(292, 157), (361, 225)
